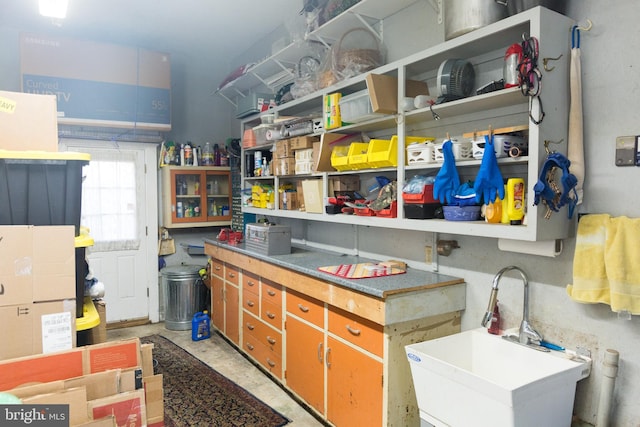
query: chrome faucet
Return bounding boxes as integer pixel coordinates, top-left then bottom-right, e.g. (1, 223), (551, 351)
(481, 266), (543, 345)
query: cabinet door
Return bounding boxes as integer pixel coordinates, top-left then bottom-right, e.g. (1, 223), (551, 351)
(285, 316), (324, 414)
(326, 336), (383, 427)
(169, 169), (206, 223)
(211, 275), (224, 332)
(205, 170), (232, 220)
(225, 283), (239, 345)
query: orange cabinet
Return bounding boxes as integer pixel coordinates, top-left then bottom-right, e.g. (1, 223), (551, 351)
(211, 274), (224, 332)
(209, 257), (239, 345)
(285, 315), (325, 413)
(326, 336), (383, 427)
(225, 283), (239, 345)
(328, 305), (384, 358)
(161, 166), (231, 228)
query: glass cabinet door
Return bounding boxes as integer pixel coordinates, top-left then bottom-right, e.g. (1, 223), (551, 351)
(171, 170), (205, 222)
(206, 171), (231, 220)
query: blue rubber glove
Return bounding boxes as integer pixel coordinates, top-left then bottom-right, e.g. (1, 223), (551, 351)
(473, 134), (505, 205)
(433, 140), (461, 204)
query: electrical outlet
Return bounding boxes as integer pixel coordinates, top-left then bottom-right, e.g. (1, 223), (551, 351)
(615, 136), (636, 166)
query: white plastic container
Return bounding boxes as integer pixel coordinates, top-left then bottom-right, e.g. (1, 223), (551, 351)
(472, 135), (527, 159)
(339, 90), (378, 123)
(434, 140), (472, 162)
(407, 142), (435, 165)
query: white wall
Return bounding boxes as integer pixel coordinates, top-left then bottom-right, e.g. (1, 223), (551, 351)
(270, 2), (640, 425)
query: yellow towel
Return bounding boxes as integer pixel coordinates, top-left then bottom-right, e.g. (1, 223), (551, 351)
(567, 214), (640, 314)
(567, 214), (610, 305)
(605, 216), (640, 314)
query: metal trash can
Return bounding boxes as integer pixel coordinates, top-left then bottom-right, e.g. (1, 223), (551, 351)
(161, 265), (207, 331)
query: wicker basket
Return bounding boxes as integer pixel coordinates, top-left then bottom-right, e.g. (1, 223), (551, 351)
(333, 27), (383, 79)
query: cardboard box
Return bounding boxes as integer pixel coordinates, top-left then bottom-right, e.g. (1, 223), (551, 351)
(313, 133), (361, 172)
(301, 180), (324, 214)
(365, 73), (430, 114)
(0, 299), (76, 360)
(0, 225), (34, 307)
(87, 300), (107, 345)
(290, 136), (319, 150)
(274, 157), (295, 176)
(65, 369), (120, 401)
(88, 389), (147, 427)
(141, 343), (154, 378)
(323, 93), (342, 130)
(20, 33), (171, 131)
(279, 192), (299, 210)
(275, 139), (293, 159)
(23, 386), (90, 426)
(143, 374), (164, 423)
(0, 90), (59, 152)
(33, 299), (77, 354)
(86, 338), (142, 375)
(32, 226), (75, 302)
(77, 416), (117, 427)
(0, 346), (86, 390)
(329, 176), (360, 195)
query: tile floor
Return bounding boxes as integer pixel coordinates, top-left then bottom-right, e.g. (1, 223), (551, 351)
(107, 322), (325, 427)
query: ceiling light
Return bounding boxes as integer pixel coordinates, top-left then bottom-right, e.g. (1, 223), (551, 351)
(39, 0), (69, 19)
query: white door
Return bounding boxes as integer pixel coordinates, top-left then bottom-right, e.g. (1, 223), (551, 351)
(60, 140), (159, 324)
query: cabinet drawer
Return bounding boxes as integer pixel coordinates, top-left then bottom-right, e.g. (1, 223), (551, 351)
(261, 299), (283, 330)
(286, 289), (324, 328)
(242, 289), (260, 317)
(328, 306), (384, 358)
(242, 271), (260, 293)
(225, 264), (240, 285)
(210, 259), (224, 278)
(243, 333), (282, 379)
(244, 315), (283, 356)
(261, 279), (283, 308)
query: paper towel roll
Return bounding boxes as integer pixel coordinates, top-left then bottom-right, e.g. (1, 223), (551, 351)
(498, 238), (563, 257)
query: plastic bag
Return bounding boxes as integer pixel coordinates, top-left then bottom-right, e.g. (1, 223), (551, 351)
(403, 175), (436, 194)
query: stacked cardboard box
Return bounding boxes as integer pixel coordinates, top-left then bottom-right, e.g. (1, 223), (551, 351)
(0, 225), (76, 360)
(0, 90), (59, 151)
(0, 338), (164, 427)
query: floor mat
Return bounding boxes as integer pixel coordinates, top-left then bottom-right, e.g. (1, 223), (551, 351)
(140, 334), (290, 427)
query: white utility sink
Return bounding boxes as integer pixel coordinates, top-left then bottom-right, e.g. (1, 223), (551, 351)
(405, 328), (591, 427)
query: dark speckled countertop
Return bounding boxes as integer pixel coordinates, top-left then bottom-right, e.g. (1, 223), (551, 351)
(204, 239), (464, 299)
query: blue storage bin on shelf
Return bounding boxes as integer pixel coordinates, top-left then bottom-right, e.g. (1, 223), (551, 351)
(0, 150), (90, 236)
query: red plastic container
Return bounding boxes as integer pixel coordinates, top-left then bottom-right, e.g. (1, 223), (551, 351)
(402, 184), (437, 204)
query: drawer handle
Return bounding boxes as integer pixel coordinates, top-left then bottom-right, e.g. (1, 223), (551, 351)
(267, 289), (276, 296)
(228, 272), (236, 278)
(325, 347), (332, 368)
(246, 323), (255, 331)
(297, 304), (310, 313)
(246, 343), (254, 351)
(267, 358), (276, 368)
(266, 311), (276, 319)
(317, 343), (323, 363)
(247, 300), (255, 307)
(248, 280), (256, 286)
(346, 325), (361, 336)
(267, 336), (276, 345)
(214, 266), (221, 271)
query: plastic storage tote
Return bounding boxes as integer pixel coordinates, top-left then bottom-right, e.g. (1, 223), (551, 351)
(0, 150), (90, 236)
(347, 142), (371, 170)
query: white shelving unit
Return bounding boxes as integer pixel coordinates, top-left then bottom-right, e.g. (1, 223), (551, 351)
(241, 6), (575, 242)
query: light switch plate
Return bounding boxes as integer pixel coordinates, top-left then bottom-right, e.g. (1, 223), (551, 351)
(615, 136), (636, 166)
